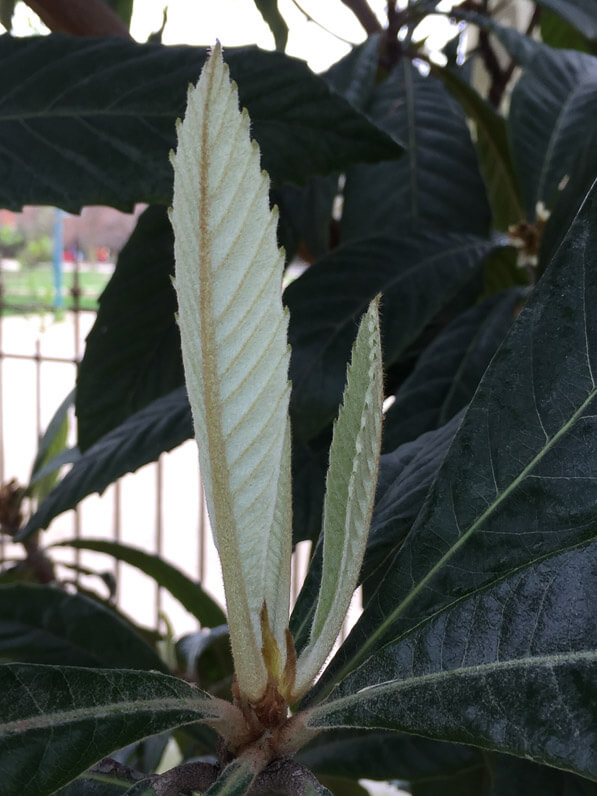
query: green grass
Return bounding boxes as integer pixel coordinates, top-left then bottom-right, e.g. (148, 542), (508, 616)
(0, 265), (112, 315)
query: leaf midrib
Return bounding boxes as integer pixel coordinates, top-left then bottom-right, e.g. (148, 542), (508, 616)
(291, 235), (493, 396)
(535, 74), (596, 207)
(326, 381), (597, 692)
(1, 697), (213, 735)
(308, 649), (597, 723)
(356, 536), (594, 690)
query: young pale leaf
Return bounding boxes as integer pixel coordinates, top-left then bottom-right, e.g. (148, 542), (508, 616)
(170, 44), (291, 702)
(294, 297), (383, 698)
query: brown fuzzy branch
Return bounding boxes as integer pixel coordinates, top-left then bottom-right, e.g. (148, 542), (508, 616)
(248, 757), (328, 795)
(88, 758), (146, 784)
(149, 762), (219, 795)
(24, 0), (130, 37)
(339, 0), (382, 34)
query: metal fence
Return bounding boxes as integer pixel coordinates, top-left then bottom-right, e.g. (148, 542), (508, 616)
(0, 248), (362, 648)
(0, 252), (325, 639)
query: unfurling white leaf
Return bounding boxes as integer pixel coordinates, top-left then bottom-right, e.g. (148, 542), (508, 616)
(293, 296), (383, 699)
(170, 44), (291, 702)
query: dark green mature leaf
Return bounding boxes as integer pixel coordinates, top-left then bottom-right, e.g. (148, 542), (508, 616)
(290, 526), (324, 656)
(324, 34), (380, 111)
(340, 60), (491, 241)
(540, 9), (596, 54)
(484, 753), (597, 794)
(437, 66), (524, 230)
(297, 728), (482, 783)
(0, 34), (402, 212)
(304, 182), (597, 778)
(18, 387), (192, 540)
(176, 626), (233, 691)
(273, 36), (381, 263)
(316, 777), (367, 796)
(291, 414), (463, 655)
(52, 539), (226, 628)
(291, 433), (331, 543)
(410, 765), (488, 796)
(0, 0), (15, 30)
(364, 412), (463, 592)
(76, 206), (180, 450)
(456, 10), (543, 66)
(540, 135), (597, 270)
(253, 0), (288, 51)
(533, 0), (597, 40)
(30, 389), (75, 479)
(383, 289), (524, 452)
(508, 43), (597, 218)
(28, 389), (74, 502)
(286, 232), (499, 441)
(0, 584), (167, 670)
(274, 176), (338, 264)
(0, 663), (220, 796)
(307, 543), (597, 777)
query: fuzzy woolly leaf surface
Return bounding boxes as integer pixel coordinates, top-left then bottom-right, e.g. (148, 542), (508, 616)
(171, 45), (291, 700)
(295, 297), (383, 696)
(0, 664), (219, 796)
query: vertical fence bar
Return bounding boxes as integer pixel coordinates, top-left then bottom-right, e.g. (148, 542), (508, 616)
(155, 457), (164, 628)
(113, 480), (122, 601)
(197, 471), (206, 587)
(52, 209), (64, 310)
(34, 339), (42, 443)
(0, 264), (4, 559)
(72, 246), (82, 576)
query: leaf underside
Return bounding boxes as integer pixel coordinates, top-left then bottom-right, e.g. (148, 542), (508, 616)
(295, 297), (383, 696)
(171, 45), (291, 700)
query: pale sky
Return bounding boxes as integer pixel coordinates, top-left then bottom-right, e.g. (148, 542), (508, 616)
(7, 0), (457, 73)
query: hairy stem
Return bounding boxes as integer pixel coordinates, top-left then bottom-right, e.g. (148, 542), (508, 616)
(339, 0), (382, 34)
(24, 0), (130, 36)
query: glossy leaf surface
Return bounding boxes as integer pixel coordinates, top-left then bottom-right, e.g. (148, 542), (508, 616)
(533, 0), (597, 40)
(364, 412), (463, 591)
(0, 35), (401, 211)
(304, 182), (597, 778)
(19, 387), (192, 539)
(383, 289), (523, 452)
(437, 66), (524, 230)
(51, 539), (226, 628)
(28, 389), (73, 500)
(340, 60), (491, 240)
(76, 206), (180, 451)
(0, 584), (167, 670)
(297, 728), (482, 783)
(509, 43), (597, 217)
(286, 231), (498, 441)
(484, 754), (597, 794)
(308, 544), (596, 776)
